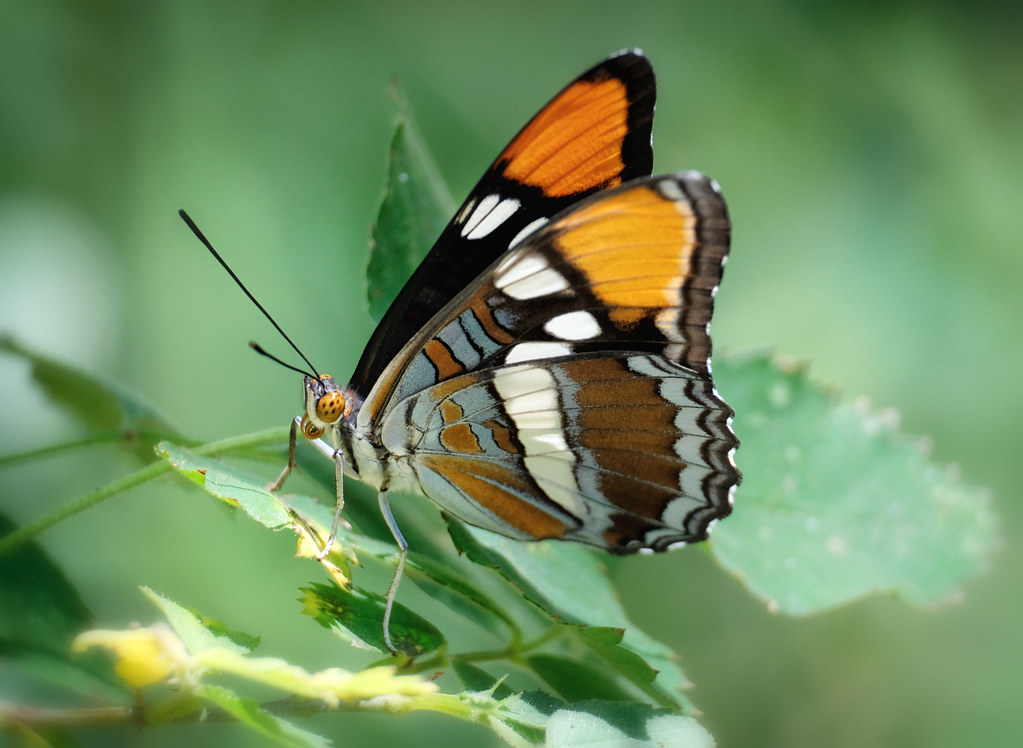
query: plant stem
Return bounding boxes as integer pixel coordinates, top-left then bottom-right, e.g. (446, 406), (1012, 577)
(0, 459), (173, 556)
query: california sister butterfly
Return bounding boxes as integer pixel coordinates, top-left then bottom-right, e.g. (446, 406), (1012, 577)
(182, 50), (739, 654)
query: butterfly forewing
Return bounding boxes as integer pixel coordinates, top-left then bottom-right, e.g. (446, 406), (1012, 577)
(349, 51), (655, 396)
(364, 173), (730, 415)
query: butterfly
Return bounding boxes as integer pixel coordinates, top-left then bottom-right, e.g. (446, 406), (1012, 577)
(184, 50), (739, 655)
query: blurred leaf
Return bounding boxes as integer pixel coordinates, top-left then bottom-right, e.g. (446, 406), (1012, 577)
(198, 685), (330, 748)
(545, 704), (714, 748)
(367, 94), (454, 320)
(712, 353), (998, 613)
(0, 512), (92, 649)
(142, 691), (207, 728)
(0, 334), (180, 458)
(0, 511), (126, 700)
(300, 582), (445, 657)
(191, 613), (261, 652)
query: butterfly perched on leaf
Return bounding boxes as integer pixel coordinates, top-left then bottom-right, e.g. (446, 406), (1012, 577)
(184, 49), (740, 654)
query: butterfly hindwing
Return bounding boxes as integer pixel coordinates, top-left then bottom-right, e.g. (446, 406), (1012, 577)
(349, 51), (656, 396)
(379, 353), (736, 553)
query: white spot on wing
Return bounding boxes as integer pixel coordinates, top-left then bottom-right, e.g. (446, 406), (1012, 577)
(466, 197), (520, 240)
(492, 365), (583, 517)
(509, 217), (549, 248)
(658, 178), (685, 201)
(505, 341), (572, 364)
(460, 193), (500, 237)
(495, 253), (548, 287)
(543, 310), (601, 341)
(456, 197), (477, 225)
(494, 252), (570, 300)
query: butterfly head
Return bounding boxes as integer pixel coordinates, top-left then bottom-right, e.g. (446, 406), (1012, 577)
(300, 374), (349, 439)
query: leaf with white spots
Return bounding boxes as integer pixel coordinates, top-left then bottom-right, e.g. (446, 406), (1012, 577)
(711, 353), (997, 613)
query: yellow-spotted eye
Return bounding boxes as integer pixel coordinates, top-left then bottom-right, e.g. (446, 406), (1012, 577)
(300, 414), (324, 440)
(316, 391), (345, 424)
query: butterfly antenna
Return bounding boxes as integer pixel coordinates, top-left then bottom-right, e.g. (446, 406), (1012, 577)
(249, 341), (316, 379)
(179, 209), (321, 379)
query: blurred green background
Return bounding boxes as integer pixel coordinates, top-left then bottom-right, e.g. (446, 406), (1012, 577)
(1, 1), (1020, 746)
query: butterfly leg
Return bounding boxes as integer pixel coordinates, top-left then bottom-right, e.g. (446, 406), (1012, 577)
(266, 417), (300, 493)
(314, 446), (346, 560)
(378, 487), (408, 656)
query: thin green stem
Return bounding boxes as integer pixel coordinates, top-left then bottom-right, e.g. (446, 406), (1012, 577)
(0, 460), (173, 556)
(0, 690), (497, 732)
(0, 699), (138, 729)
(0, 428), (292, 556)
(0, 430), (201, 466)
(399, 622), (567, 677)
(452, 624), (566, 668)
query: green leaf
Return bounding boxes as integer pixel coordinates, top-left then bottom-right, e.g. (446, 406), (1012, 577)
(367, 94), (455, 321)
(141, 587), (249, 656)
(198, 684), (331, 748)
(447, 522), (693, 708)
(712, 353), (997, 613)
(300, 582), (445, 657)
(491, 693), (557, 746)
(157, 441), (295, 530)
(193, 614), (262, 652)
(0, 334), (181, 458)
(527, 654), (635, 703)
(445, 521), (590, 626)
(577, 630), (652, 690)
(450, 660), (514, 699)
(404, 551), (521, 642)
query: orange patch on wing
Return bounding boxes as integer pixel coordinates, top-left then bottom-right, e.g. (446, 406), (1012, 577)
(428, 375), (474, 402)
(499, 79), (630, 197)
(439, 423), (483, 455)
(423, 454), (570, 539)
(469, 297), (514, 346)
(440, 400), (463, 425)
(483, 418), (520, 455)
(555, 185), (697, 321)
(423, 339), (464, 380)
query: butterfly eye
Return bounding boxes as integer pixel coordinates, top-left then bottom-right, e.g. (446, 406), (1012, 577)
(316, 391), (345, 424)
(300, 414), (324, 440)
